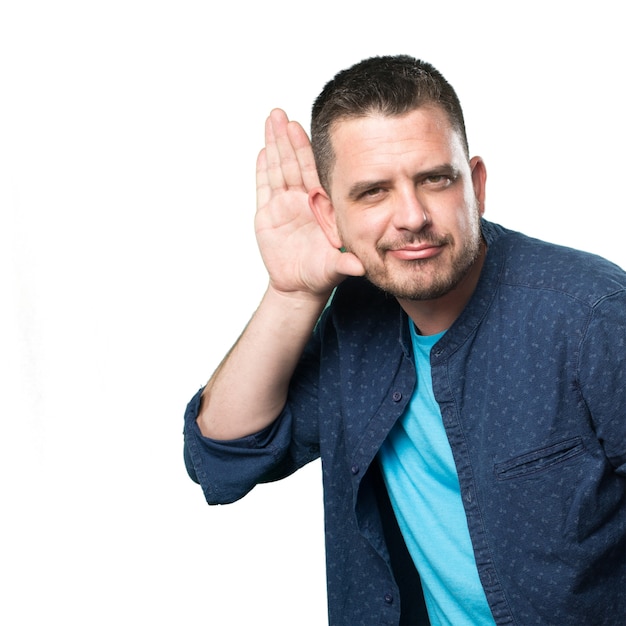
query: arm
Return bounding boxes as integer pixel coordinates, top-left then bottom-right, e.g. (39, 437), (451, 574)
(196, 109), (363, 441)
(578, 288), (626, 475)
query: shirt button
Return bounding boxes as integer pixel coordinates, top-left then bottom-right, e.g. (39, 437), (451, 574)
(351, 464), (360, 475)
(384, 592), (394, 604)
(392, 391), (402, 402)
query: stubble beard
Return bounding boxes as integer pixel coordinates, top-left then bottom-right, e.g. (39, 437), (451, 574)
(344, 216), (483, 302)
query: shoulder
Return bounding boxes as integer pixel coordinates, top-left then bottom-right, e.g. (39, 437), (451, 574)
(483, 220), (626, 306)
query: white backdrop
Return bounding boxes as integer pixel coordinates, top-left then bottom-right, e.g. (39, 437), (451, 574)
(1, 2), (624, 624)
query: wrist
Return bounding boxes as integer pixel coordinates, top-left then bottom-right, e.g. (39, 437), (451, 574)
(265, 282), (333, 310)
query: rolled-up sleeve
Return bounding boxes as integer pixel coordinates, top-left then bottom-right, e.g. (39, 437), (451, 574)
(183, 387), (302, 504)
(182, 306), (330, 505)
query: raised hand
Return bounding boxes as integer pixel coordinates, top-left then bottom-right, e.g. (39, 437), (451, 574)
(255, 109), (363, 299)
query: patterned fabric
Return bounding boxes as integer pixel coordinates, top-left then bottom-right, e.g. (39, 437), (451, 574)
(184, 220), (626, 625)
(379, 325), (495, 625)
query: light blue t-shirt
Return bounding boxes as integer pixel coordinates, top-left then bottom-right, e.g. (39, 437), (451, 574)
(378, 322), (495, 626)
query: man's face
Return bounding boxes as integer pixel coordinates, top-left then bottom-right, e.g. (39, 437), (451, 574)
(314, 106), (486, 302)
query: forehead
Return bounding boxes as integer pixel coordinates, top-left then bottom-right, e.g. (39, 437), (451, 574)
(328, 107), (465, 186)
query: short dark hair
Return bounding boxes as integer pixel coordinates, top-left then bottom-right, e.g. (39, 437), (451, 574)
(311, 55), (469, 191)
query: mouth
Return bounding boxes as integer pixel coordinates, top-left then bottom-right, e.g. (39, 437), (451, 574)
(386, 243), (445, 261)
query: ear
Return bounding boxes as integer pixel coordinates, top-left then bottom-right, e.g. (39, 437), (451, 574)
(309, 186), (343, 249)
(469, 156), (487, 216)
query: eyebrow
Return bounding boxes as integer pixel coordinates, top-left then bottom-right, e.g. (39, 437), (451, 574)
(346, 164), (461, 201)
(347, 179), (391, 201)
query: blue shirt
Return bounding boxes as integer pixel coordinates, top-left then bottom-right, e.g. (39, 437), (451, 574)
(184, 220), (626, 625)
(379, 325), (495, 625)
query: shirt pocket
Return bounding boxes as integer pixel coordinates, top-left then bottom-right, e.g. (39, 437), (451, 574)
(494, 436), (586, 480)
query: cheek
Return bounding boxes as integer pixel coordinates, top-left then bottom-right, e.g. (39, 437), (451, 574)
(459, 204), (482, 245)
(452, 189), (481, 229)
(462, 183), (482, 216)
(335, 212), (365, 243)
(341, 219), (386, 255)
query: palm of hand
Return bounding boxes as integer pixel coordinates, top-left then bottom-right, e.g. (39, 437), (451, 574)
(255, 109), (362, 297)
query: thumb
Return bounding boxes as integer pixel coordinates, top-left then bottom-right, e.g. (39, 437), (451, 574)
(334, 250), (366, 278)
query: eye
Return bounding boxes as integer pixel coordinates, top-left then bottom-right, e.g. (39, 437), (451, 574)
(423, 174), (452, 188)
(359, 187), (386, 200)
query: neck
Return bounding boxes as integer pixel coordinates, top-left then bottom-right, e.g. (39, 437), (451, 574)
(398, 241), (487, 336)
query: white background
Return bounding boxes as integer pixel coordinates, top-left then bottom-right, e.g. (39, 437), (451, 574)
(1, 1), (624, 624)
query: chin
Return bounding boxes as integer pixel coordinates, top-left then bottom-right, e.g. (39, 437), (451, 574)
(367, 260), (473, 302)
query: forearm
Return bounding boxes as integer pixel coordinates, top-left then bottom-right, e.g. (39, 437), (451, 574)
(197, 285), (329, 440)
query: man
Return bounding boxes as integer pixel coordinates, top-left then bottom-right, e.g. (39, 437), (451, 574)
(183, 55), (625, 625)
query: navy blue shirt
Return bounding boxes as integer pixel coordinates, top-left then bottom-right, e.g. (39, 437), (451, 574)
(184, 221), (626, 625)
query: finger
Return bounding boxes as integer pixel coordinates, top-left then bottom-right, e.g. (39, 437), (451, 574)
(256, 147), (271, 210)
(264, 111), (286, 191)
(269, 109), (305, 189)
(287, 120), (321, 192)
(334, 250), (366, 278)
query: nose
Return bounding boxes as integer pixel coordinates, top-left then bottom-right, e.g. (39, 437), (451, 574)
(392, 187), (429, 232)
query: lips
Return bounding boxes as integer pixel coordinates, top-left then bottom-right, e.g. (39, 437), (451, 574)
(387, 243), (444, 261)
